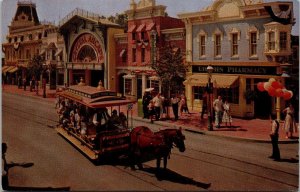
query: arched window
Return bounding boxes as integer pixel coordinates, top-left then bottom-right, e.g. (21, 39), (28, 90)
(78, 45), (97, 62)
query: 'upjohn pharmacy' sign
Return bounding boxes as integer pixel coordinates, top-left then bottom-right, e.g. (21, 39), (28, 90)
(192, 65), (277, 75)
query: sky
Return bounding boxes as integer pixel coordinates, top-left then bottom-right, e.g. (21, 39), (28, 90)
(0, 0), (299, 43)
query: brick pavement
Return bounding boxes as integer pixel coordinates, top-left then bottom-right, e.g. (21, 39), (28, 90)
(2, 84), (299, 143)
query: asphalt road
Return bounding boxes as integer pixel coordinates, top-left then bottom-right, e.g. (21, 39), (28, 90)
(2, 92), (299, 191)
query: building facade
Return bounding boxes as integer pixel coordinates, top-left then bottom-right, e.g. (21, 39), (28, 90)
(2, 1), (57, 85)
(178, 0), (295, 118)
(114, 0), (185, 99)
(58, 8), (123, 89)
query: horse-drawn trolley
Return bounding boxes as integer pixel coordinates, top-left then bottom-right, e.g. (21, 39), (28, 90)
(55, 84), (135, 161)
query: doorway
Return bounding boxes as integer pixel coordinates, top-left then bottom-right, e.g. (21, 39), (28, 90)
(254, 79), (272, 119)
(91, 70), (104, 87)
(137, 76), (142, 99)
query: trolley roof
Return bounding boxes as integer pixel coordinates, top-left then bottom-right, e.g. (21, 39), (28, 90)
(57, 85), (135, 108)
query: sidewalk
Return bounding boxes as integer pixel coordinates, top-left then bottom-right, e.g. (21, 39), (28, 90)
(2, 84), (299, 143)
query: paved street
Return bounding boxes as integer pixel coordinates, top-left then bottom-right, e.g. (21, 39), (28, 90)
(2, 92), (299, 191)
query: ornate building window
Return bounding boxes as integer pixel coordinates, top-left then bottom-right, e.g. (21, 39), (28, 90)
(250, 32), (257, 57)
(268, 31), (275, 51)
(141, 47), (145, 63)
(78, 45), (96, 62)
(231, 33), (239, 57)
(279, 32), (287, 51)
(197, 30), (207, 59)
(125, 79), (132, 95)
(132, 48), (136, 62)
(215, 34), (221, 57)
(228, 28), (240, 58)
(213, 28), (223, 58)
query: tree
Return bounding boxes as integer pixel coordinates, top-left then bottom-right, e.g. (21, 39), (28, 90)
(151, 45), (188, 98)
(108, 13), (128, 31)
(27, 55), (44, 79)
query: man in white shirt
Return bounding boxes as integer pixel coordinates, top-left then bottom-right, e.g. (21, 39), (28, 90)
(213, 96), (223, 128)
(152, 93), (162, 120)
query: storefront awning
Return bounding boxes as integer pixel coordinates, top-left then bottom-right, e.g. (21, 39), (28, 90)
(183, 74), (239, 88)
(2, 66), (9, 73)
(128, 25), (136, 33)
(2, 66), (15, 73)
(136, 24), (146, 32)
(146, 23), (155, 31)
(7, 66), (18, 73)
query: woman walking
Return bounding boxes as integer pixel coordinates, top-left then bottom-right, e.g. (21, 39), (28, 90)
(282, 104), (297, 139)
(222, 100), (232, 127)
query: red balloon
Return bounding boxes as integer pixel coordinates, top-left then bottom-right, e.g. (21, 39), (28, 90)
(271, 81), (283, 89)
(268, 86), (276, 97)
(283, 91), (292, 100)
(275, 89), (284, 97)
(257, 82), (265, 92)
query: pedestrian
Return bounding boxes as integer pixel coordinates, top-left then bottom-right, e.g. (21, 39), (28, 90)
(213, 95), (223, 128)
(23, 77), (26, 91)
(222, 100), (232, 127)
(282, 103), (297, 139)
(152, 93), (162, 121)
(269, 114), (280, 161)
(180, 94), (190, 116)
(18, 76), (22, 89)
(35, 80), (39, 95)
(29, 79), (32, 92)
(148, 100), (155, 123)
(142, 91), (152, 119)
(171, 94), (180, 121)
(2, 143), (8, 190)
(200, 93), (208, 120)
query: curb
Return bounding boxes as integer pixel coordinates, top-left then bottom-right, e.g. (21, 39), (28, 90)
(132, 116), (299, 144)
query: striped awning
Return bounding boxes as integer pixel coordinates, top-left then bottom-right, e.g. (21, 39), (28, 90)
(183, 74), (239, 88)
(146, 23), (155, 31)
(8, 66), (18, 73)
(136, 24), (146, 32)
(2, 66), (9, 73)
(128, 25), (136, 33)
(2, 66), (15, 73)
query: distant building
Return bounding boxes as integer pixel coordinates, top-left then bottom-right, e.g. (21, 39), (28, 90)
(114, 0), (185, 99)
(2, 1), (56, 85)
(178, 0), (296, 118)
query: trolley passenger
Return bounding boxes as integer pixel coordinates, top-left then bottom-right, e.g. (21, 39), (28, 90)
(92, 108), (110, 132)
(119, 112), (127, 128)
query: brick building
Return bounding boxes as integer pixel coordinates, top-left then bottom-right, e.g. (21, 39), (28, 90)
(114, 0), (185, 99)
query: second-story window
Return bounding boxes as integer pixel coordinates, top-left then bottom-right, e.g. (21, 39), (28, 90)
(132, 48), (136, 62)
(268, 32), (275, 51)
(141, 48), (145, 63)
(250, 32), (257, 56)
(215, 34), (221, 57)
(231, 33), (238, 56)
(200, 35), (206, 57)
(280, 32), (287, 51)
(141, 31), (145, 40)
(26, 49), (30, 59)
(132, 32), (136, 41)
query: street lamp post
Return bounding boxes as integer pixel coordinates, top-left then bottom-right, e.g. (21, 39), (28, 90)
(207, 66), (214, 131)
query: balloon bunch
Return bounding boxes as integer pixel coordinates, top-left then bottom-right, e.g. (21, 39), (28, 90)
(257, 78), (293, 100)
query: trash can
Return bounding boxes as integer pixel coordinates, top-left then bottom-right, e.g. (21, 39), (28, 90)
(138, 99), (143, 117)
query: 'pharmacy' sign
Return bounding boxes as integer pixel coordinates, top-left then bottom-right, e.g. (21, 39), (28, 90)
(192, 65), (277, 75)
